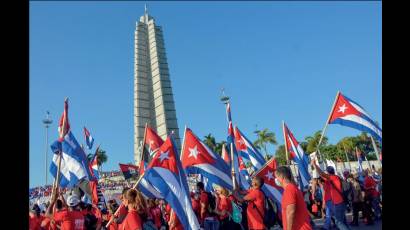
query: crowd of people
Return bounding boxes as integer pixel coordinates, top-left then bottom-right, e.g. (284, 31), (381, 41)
(29, 162), (382, 230)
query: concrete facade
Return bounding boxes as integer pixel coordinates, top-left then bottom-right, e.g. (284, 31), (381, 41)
(134, 9), (181, 165)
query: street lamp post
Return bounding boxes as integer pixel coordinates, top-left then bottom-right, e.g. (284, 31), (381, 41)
(42, 111), (52, 186)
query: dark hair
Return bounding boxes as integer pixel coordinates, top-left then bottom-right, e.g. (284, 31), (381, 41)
(275, 166), (294, 182)
(56, 199), (63, 210)
(326, 166), (335, 175)
(196, 182), (204, 190)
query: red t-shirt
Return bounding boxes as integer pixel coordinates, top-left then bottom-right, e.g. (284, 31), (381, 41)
(323, 181), (331, 202)
(116, 204), (128, 230)
(244, 188), (265, 230)
(364, 176), (379, 197)
(165, 204), (171, 222)
(191, 194), (200, 217)
(69, 210), (85, 230)
(281, 183), (312, 230)
(54, 210), (72, 230)
(29, 214), (42, 230)
(104, 213), (119, 230)
(326, 175), (344, 205)
(199, 191), (209, 222)
(122, 209), (142, 230)
(217, 196), (232, 220)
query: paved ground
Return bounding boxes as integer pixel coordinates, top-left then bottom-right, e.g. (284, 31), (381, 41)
(312, 212), (382, 230)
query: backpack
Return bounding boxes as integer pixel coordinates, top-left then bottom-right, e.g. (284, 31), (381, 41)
(230, 201), (242, 224)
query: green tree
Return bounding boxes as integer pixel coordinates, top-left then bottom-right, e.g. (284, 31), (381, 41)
(253, 128), (277, 156)
(215, 141), (227, 156)
(304, 130), (328, 154)
(336, 137), (356, 161)
(87, 148), (108, 171)
(321, 144), (343, 161)
(274, 144), (287, 166)
(203, 134), (217, 152)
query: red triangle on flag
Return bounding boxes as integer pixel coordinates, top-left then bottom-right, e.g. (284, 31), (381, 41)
(148, 136), (179, 174)
(181, 128), (216, 169)
(255, 158), (280, 188)
(329, 93), (361, 123)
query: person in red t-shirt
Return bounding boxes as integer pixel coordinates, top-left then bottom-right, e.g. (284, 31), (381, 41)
(196, 182), (210, 225)
(46, 192), (85, 230)
(274, 166), (312, 230)
(312, 162), (351, 230)
(213, 186), (233, 228)
(29, 204), (42, 230)
(122, 189), (143, 230)
(233, 176), (265, 230)
(191, 190), (200, 220)
(363, 170), (381, 220)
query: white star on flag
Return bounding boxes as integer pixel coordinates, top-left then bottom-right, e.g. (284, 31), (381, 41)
(338, 104), (348, 113)
(265, 170), (274, 181)
(158, 151), (170, 162)
(188, 145), (200, 159)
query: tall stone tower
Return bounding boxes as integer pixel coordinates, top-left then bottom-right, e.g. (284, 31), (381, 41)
(134, 6), (181, 165)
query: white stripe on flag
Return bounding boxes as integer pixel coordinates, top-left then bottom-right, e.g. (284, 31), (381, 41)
(340, 115), (382, 138)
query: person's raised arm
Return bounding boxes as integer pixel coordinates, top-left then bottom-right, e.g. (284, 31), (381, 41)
(46, 193), (58, 218)
(311, 161), (329, 180)
(59, 191), (68, 209)
(286, 204), (296, 230)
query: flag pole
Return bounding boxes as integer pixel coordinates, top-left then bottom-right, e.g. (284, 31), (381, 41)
(369, 135), (382, 167)
(316, 91), (340, 161)
(230, 142), (237, 191)
(342, 144), (352, 172)
(282, 121), (290, 166)
(179, 125), (187, 160)
(139, 123), (148, 166)
(52, 97), (68, 198)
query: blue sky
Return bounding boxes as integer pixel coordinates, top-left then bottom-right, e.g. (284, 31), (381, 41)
(30, 1), (381, 188)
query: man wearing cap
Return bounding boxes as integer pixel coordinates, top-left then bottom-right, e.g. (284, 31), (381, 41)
(46, 192), (85, 230)
(312, 162), (351, 230)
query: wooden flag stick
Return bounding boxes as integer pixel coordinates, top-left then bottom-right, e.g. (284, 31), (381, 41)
(230, 142), (237, 191)
(282, 121), (290, 166)
(316, 91), (340, 162)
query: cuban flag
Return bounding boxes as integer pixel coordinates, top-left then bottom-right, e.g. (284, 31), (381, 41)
(221, 144), (231, 166)
(119, 163), (139, 180)
(141, 135), (200, 230)
(90, 153), (99, 180)
(225, 102), (242, 189)
(238, 156), (251, 190)
(83, 127), (94, 150)
(139, 126), (164, 176)
(234, 126), (266, 171)
(181, 127), (233, 191)
(144, 126), (164, 157)
(57, 99), (70, 141)
(255, 157), (283, 207)
(49, 131), (93, 188)
(329, 92), (382, 142)
(50, 99), (93, 188)
(198, 174), (214, 193)
(283, 123), (311, 190)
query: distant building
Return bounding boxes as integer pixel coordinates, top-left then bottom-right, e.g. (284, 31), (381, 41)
(134, 6), (181, 165)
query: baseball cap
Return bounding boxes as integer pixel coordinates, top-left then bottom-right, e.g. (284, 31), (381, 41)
(67, 195), (80, 207)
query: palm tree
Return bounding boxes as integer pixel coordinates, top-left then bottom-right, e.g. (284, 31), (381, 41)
(253, 128), (277, 156)
(87, 148), (108, 172)
(304, 130), (328, 154)
(203, 134), (217, 152)
(215, 141), (227, 156)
